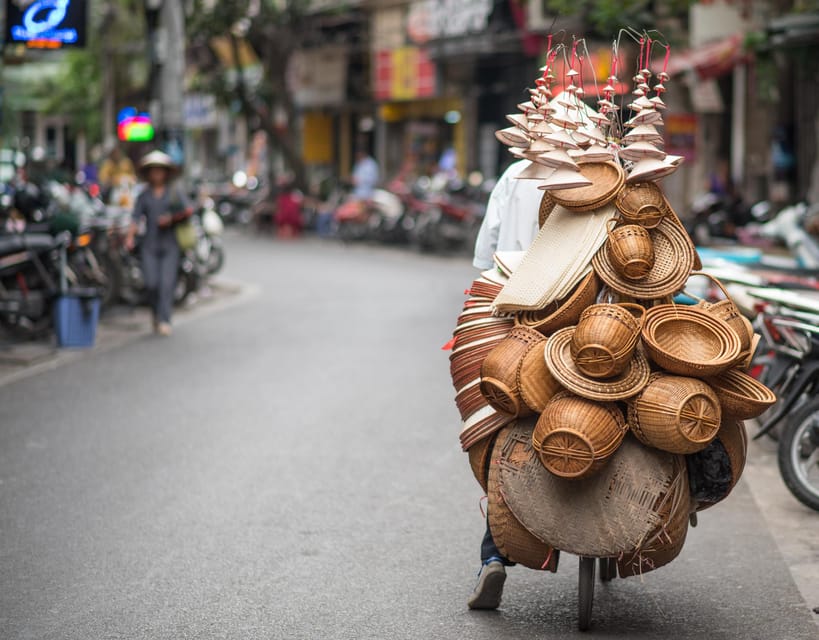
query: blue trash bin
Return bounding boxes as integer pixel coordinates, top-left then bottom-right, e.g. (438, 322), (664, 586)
(54, 289), (100, 348)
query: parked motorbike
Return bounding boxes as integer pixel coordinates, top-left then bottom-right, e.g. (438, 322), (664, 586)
(748, 288), (819, 511)
(334, 188), (404, 244)
(0, 232), (69, 337)
(410, 176), (485, 254)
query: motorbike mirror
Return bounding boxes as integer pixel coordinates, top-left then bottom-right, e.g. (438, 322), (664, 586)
(232, 171), (248, 188)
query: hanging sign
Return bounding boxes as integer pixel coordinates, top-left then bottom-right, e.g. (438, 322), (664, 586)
(5, 0), (86, 49)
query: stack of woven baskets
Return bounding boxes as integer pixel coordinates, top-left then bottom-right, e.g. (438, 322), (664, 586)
(449, 54), (777, 578)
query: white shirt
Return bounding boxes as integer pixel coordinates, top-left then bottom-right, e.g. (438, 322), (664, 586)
(472, 160), (543, 269)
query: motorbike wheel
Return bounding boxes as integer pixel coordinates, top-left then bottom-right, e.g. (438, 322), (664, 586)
(778, 398), (819, 511)
(96, 253), (121, 310)
(206, 244), (225, 275)
(174, 255), (198, 306)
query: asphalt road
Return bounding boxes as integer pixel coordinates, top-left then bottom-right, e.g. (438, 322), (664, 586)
(0, 233), (816, 640)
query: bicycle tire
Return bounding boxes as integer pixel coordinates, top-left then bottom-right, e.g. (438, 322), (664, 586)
(578, 556), (595, 631)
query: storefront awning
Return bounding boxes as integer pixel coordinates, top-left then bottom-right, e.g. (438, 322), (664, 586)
(664, 34), (745, 80)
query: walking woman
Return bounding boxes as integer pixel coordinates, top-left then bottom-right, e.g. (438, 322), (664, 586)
(125, 151), (192, 336)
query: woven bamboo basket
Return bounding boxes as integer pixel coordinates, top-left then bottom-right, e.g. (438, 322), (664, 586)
(487, 427), (560, 571)
(641, 305), (742, 378)
(687, 272), (753, 354)
(704, 368), (777, 420)
(617, 453), (691, 577)
(549, 161), (625, 213)
(570, 303), (646, 378)
(592, 216), (697, 299)
(480, 326), (547, 417)
(615, 181), (669, 229)
(628, 373), (722, 454)
(517, 271), (600, 336)
(500, 423), (687, 557)
(606, 221), (655, 281)
(517, 341), (562, 413)
(532, 392), (628, 479)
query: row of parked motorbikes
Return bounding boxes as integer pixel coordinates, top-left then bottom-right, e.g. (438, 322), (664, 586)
(0, 178), (224, 338)
(690, 200), (819, 512)
(315, 173), (490, 253)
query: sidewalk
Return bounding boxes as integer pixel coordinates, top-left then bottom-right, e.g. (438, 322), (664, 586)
(0, 279), (248, 387)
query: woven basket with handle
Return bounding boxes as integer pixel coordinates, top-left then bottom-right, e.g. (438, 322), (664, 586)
(570, 303), (646, 379)
(641, 304), (742, 377)
(615, 181), (669, 229)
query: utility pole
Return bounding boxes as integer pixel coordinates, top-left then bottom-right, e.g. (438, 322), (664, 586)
(146, 0), (186, 164)
(101, 0), (116, 149)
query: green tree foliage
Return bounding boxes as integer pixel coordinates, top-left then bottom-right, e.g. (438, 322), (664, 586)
(541, 0), (693, 41)
(188, 0), (316, 189)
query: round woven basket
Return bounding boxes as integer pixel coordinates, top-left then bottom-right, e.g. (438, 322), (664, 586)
(517, 271), (599, 336)
(615, 182), (669, 229)
(641, 305), (742, 377)
(532, 392), (627, 479)
(570, 303), (646, 378)
(499, 422), (687, 557)
(686, 272), (753, 353)
(592, 216), (696, 299)
(517, 341), (562, 413)
(628, 373), (722, 454)
(480, 326), (547, 417)
(606, 223), (655, 281)
(487, 426), (560, 571)
(617, 454), (691, 578)
(544, 326), (651, 401)
(549, 161), (626, 213)
(704, 368), (777, 420)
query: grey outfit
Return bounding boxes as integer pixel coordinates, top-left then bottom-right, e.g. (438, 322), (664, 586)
(132, 185), (187, 324)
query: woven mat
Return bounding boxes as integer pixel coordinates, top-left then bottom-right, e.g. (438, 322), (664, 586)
(498, 421), (681, 557)
(493, 204), (614, 313)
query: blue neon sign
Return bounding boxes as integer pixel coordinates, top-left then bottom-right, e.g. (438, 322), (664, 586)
(5, 0), (87, 48)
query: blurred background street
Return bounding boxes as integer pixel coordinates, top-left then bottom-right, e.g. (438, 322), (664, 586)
(0, 231), (816, 639)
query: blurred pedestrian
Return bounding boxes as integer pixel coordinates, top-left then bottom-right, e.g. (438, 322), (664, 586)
(468, 159), (543, 610)
(274, 177), (303, 238)
(351, 149), (379, 201)
(99, 146), (136, 194)
(125, 151), (192, 337)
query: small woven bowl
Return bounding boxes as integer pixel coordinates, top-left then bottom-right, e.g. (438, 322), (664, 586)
(704, 368), (777, 420)
(517, 271), (599, 336)
(642, 305), (742, 378)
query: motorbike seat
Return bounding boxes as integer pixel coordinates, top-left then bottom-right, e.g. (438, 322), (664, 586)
(0, 233), (61, 255)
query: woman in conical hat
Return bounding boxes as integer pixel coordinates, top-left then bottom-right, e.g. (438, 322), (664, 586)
(125, 150), (192, 336)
